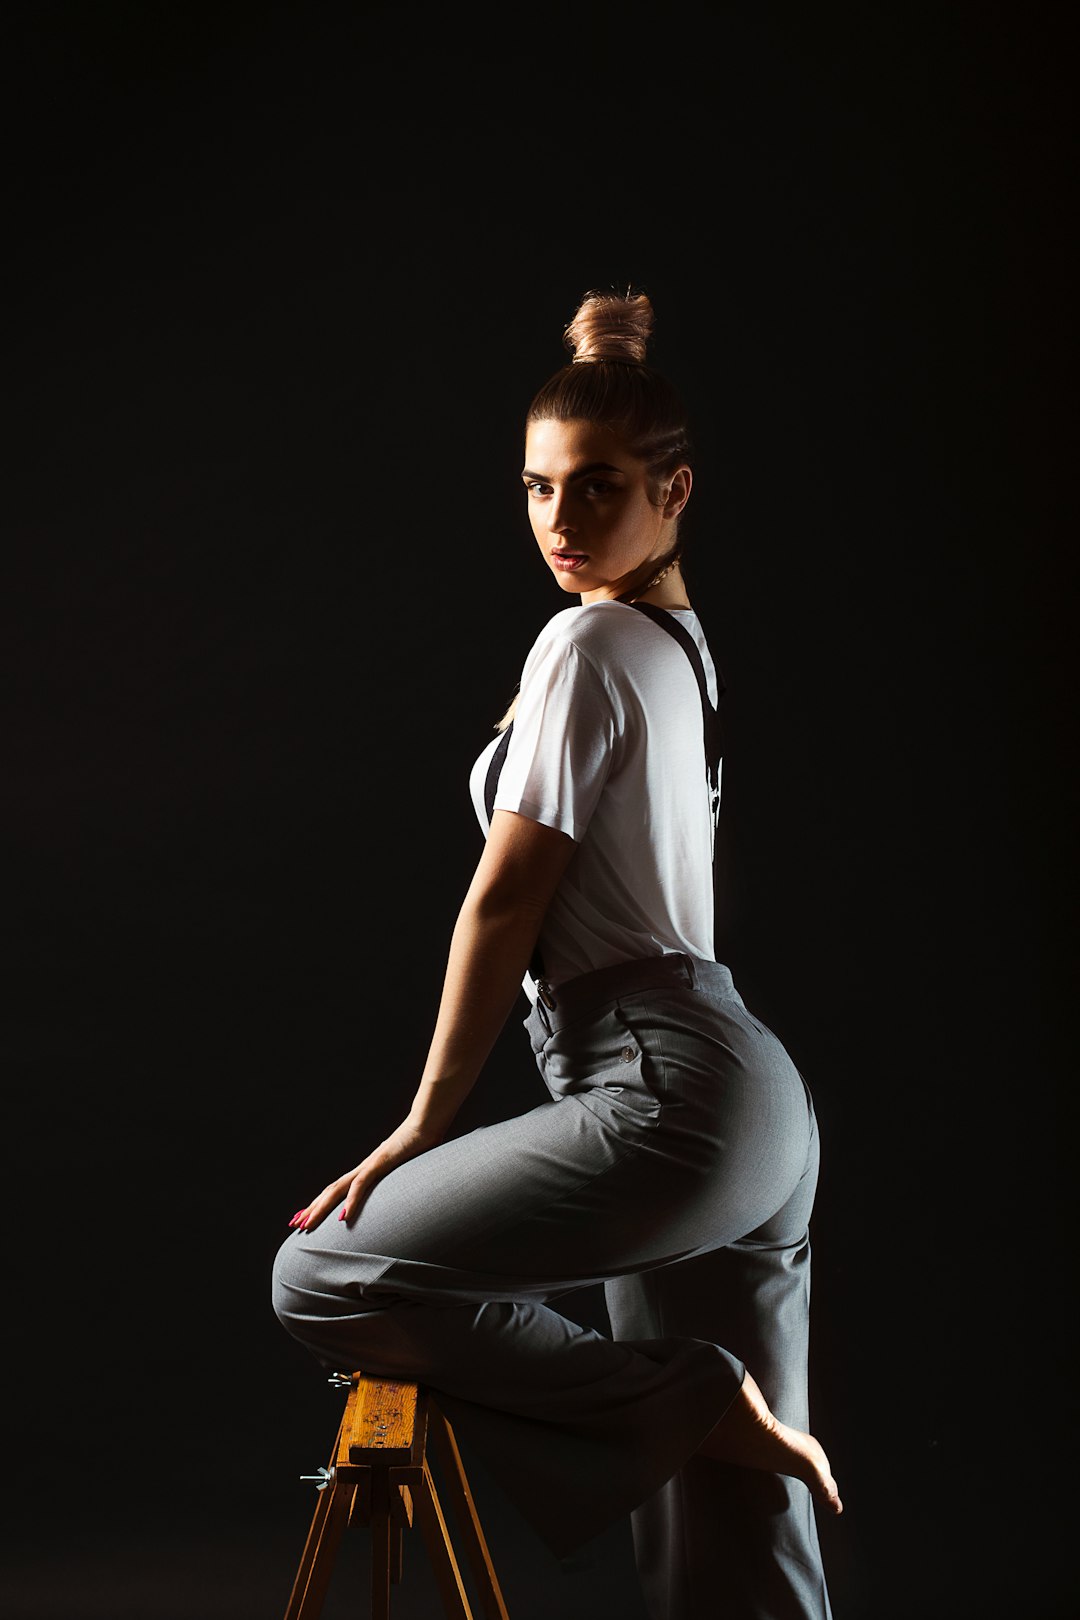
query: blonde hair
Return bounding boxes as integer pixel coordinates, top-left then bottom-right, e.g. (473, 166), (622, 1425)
(564, 289), (653, 364)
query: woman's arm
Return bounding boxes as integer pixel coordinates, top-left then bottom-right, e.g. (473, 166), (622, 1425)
(291, 809), (577, 1230)
(405, 807), (576, 1136)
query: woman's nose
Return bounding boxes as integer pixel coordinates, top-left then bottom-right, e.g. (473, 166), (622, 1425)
(548, 491), (576, 535)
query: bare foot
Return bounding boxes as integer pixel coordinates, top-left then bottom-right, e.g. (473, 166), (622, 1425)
(697, 1371), (843, 1515)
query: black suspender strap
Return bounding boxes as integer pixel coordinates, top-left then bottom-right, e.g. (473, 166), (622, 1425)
(627, 600), (725, 811)
(483, 725), (512, 826)
(628, 602), (726, 960)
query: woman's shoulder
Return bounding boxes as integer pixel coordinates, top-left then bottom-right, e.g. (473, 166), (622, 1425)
(514, 599), (717, 720)
(531, 599), (675, 661)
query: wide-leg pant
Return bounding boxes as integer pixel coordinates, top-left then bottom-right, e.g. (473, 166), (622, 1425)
(272, 953), (832, 1620)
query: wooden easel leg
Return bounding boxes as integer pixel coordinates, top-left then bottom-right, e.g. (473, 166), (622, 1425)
(284, 1407), (350, 1620)
(284, 1481), (334, 1620)
(370, 1470), (392, 1620)
(413, 1456), (476, 1619)
(428, 1404), (511, 1620)
(286, 1479), (354, 1620)
(389, 1479), (412, 1583)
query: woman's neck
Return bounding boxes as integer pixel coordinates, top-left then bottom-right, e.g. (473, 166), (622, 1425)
(628, 562), (691, 611)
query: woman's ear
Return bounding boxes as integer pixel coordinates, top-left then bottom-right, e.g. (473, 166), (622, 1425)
(662, 464), (692, 520)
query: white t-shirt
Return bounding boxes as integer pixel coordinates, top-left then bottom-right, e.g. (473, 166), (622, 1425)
(468, 599), (723, 1002)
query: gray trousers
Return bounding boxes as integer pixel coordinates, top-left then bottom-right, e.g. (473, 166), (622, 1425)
(272, 953), (832, 1620)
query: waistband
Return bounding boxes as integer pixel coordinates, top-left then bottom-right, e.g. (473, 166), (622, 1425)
(529, 952), (736, 1037)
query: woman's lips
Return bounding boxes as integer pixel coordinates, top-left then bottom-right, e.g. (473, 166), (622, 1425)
(552, 550), (588, 572)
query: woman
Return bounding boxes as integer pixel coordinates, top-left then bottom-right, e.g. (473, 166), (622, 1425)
(273, 289), (840, 1619)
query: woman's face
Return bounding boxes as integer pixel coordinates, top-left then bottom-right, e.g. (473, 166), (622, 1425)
(522, 418), (689, 603)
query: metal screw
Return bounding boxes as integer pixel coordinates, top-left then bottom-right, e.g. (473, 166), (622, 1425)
(300, 1466), (335, 1491)
(327, 1372), (353, 1389)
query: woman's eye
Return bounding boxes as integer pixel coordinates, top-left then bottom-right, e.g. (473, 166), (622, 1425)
(523, 479), (615, 498)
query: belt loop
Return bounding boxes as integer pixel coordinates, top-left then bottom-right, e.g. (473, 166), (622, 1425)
(682, 953), (697, 988)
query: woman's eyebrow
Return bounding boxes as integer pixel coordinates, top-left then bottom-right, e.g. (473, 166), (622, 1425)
(520, 460), (624, 482)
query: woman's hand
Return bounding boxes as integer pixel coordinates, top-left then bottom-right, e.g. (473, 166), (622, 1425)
(288, 1118), (440, 1233)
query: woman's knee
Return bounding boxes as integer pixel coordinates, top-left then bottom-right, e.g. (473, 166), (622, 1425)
(271, 1231), (326, 1339)
(271, 1229), (387, 1338)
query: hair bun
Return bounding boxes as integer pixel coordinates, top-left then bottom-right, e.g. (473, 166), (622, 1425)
(563, 289), (654, 365)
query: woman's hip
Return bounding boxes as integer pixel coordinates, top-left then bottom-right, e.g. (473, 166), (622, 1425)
(525, 952), (816, 1182)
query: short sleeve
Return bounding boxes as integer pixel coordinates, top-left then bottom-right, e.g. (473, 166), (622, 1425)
(492, 629), (616, 842)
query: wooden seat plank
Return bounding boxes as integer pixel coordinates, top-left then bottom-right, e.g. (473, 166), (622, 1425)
(346, 1378), (419, 1464)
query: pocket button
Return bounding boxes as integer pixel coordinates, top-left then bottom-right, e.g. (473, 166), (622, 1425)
(620, 1045), (637, 1063)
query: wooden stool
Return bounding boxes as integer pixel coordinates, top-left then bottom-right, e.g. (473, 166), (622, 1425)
(284, 1371), (511, 1620)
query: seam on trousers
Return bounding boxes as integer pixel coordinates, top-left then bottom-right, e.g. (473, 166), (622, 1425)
(638, 991), (669, 1108)
(606, 990), (669, 1122)
(654, 1266), (695, 1617)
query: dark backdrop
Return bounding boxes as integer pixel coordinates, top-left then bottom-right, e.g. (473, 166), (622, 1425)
(4, 5), (1073, 1618)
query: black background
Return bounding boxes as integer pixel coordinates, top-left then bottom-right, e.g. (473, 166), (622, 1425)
(4, 4), (1074, 1617)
